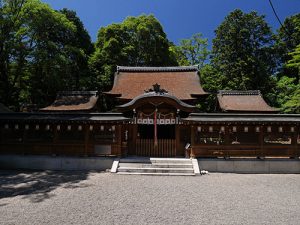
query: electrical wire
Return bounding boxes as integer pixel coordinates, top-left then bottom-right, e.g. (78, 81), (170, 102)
(268, 0), (290, 35)
(268, 0), (284, 27)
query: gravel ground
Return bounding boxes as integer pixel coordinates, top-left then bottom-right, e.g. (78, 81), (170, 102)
(0, 171), (300, 225)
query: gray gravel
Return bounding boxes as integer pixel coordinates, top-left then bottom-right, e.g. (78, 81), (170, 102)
(0, 171), (300, 225)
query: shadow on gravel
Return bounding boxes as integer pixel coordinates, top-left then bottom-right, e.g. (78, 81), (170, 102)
(0, 170), (90, 203)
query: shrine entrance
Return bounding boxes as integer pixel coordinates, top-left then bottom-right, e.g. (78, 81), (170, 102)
(117, 84), (195, 157)
(136, 124), (176, 157)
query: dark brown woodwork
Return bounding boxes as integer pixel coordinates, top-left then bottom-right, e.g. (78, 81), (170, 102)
(190, 125), (195, 158)
(135, 139), (176, 157)
(0, 116), (299, 158)
(84, 125), (89, 156)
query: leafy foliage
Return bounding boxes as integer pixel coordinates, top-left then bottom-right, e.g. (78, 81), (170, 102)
(0, 3), (299, 113)
(276, 13), (300, 79)
(0, 0), (93, 109)
(286, 44), (300, 79)
(276, 76), (300, 113)
(60, 8), (94, 89)
(172, 33), (209, 68)
(210, 9), (276, 93)
(89, 15), (178, 92)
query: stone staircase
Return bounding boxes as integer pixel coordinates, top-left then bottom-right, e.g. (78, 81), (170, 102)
(111, 158), (200, 176)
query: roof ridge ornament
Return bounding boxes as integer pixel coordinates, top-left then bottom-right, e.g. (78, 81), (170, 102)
(144, 83), (168, 95)
(117, 66), (198, 72)
(218, 90), (261, 96)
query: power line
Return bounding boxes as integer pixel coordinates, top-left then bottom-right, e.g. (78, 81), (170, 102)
(268, 0), (290, 35)
(268, 0), (284, 27)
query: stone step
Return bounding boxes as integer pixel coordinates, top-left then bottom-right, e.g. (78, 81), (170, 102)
(150, 158), (192, 164)
(118, 163), (193, 168)
(119, 158), (192, 164)
(116, 172), (195, 176)
(117, 167), (194, 173)
(119, 158), (152, 163)
(113, 158), (198, 176)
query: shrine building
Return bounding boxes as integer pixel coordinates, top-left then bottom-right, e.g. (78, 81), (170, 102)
(0, 66), (299, 159)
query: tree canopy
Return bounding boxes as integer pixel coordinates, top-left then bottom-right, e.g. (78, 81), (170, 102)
(276, 13), (300, 79)
(89, 14), (178, 93)
(0, 0), (93, 109)
(171, 33), (209, 68)
(209, 10), (276, 92)
(0, 3), (299, 113)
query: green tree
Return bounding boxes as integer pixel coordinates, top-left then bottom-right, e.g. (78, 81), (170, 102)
(197, 64), (220, 112)
(276, 76), (300, 113)
(275, 44), (300, 114)
(210, 9), (276, 94)
(286, 44), (300, 80)
(20, 0), (76, 106)
(0, 0), (27, 109)
(60, 8), (94, 89)
(276, 13), (300, 79)
(89, 14), (178, 93)
(0, 0), (95, 109)
(173, 33), (209, 68)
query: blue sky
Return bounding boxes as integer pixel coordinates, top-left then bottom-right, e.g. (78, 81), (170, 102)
(42, 0), (300, 48)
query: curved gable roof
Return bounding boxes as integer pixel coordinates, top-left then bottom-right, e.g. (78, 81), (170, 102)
(117, 92), (195, 112)
(106, 66), (207, 100)
(217, 90), (278, 113)
(40, 91), (98, 112)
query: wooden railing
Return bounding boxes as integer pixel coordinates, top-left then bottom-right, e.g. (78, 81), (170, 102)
(135, 139), (176, 157)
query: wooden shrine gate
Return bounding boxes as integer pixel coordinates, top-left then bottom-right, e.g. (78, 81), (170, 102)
(135, 138), (176, 157)
(116, 84), (196, 157)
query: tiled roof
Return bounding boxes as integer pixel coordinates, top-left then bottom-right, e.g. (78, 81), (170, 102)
(40, 91), (98, 112)
(184, 113), (300, 123)
(217, 90), (278, 112)
(0, 112), (130, 122)
(106, 66), (207, 100)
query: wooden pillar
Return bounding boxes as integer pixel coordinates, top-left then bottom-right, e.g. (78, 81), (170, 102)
(154, 108), (158, 148)
(224, 125), (230, 145)
(117, 124), (122, 157)
(84, 124), (90, 157)
(22, 125), (28, 155)
(175, 124), (180, 156)
(296, 127), (300, 157)
(297, 129), (299, 157)
(121, 124), (128, 157)
(190, 125), (195, 158)
(291, 126), (298, 158)
(53, 124), (59, 156)
(132, 124), (138, 155)
(259, 125), (264, 159)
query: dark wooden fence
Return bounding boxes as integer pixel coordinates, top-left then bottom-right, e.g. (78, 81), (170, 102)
(135, 139), (176, 157)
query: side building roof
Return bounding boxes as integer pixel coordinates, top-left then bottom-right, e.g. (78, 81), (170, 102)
(105, 66), (207, 101)
(40, 91), (99, 112)
(217, 90), (279, 113)
(0, 112), (130, 123)
(184, 113), (300, 124)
